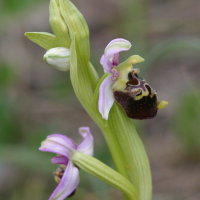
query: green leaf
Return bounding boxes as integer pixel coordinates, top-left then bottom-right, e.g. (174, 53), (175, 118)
(72, 152), (139, 200)
(49, 0), (71, 48)
(25, 32), (62, 50)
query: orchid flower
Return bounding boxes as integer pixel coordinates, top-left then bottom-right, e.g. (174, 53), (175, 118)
(39, 127), (93, 200)
(99, 39), (132, 120)
(99, 38), (168, 120)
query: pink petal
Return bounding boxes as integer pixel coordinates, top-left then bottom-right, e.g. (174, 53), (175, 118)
(100, 38), (131, 73)
(98, 76), (115, 120)
(51, 156), (69, 165)
(76, 127), (93, 156)
(49, 160), (80, 200)
(39, 134), (77, 159)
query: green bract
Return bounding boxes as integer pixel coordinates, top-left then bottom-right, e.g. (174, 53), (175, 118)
(49, 0), (71, 48)
(108, 104), (152, 200)
(70, 34), (94, 115)
(59, 0), (90, 60)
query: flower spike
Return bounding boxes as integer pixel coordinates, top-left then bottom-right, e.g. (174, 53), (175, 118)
(39, 127), (93, 200)
(98, 39), (131, 120)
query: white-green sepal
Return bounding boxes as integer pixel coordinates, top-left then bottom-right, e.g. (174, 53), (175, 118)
(43, 47), (70, 71)
(25, 32), (62, 50)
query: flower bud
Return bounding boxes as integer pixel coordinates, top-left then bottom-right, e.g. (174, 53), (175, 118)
(43, 47), (70, 71)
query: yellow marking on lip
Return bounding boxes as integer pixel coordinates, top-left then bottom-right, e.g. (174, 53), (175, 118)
(134, 87), (149, 100)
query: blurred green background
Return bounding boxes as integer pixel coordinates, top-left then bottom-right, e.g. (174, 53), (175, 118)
(1, 0), (200, 199)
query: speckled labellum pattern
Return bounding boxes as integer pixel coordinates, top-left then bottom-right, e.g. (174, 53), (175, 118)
(113, 69), (158, 120)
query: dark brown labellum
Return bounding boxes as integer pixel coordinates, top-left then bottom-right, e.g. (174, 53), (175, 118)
(113, 69), (158, 120)
(53, 165), (65, 180)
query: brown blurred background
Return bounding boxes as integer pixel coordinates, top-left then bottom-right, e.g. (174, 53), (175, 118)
(0, 0), (200, 199)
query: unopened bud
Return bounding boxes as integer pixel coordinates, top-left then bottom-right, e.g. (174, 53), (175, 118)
(43, 47), (70, 71)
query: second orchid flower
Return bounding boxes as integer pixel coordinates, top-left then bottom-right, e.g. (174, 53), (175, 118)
(39, 127), (93, 200)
